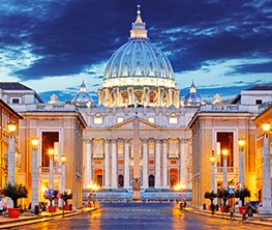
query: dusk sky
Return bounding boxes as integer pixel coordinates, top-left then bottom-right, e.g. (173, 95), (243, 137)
(1, 0), (271, 103)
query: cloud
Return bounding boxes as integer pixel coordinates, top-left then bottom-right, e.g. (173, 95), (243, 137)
(0, 0), (271, 101)
(232, 62), (272, 74)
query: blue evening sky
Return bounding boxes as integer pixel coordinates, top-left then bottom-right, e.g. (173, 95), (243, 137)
(0, 0), (271, 103)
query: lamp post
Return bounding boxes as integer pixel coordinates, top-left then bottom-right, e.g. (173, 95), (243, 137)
(7, 123), (17, 185)
(48, 149), (54, 190)
(238, 138), (246, 188)
(31, 138), (39, 212)
(61, 155), (67, 193)
(222, 149), (228, 190)
(174, 182), (186, 209)
(210, 150), (215, 192)
(87, 181), (99, 207)
(261, 123), (271, 213)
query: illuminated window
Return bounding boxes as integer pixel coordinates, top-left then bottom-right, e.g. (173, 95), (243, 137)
(117, 117), (124, 123)
(148, 117), (155, 123)
(169, 114), (178, 124)
(94, 114), (103, 124)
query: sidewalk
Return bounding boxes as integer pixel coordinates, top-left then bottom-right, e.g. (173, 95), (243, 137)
(184, 206), (272, 227)
(0, 207), (95, 229)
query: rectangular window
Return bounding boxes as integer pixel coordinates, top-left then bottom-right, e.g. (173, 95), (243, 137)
(148, 117), (155, 123)
(117, 117), (124, 123)
(94, 117), (103, 124)
(256, 99), (262, 105)
(12, 98), (20, 104)
(216, 132), (233, 167)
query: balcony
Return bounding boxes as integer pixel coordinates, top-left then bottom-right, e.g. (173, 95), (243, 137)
(39, 167), (61, 174)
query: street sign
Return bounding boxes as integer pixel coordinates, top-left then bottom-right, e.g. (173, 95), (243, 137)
(236, 181), (242, 189)
(228, 186), (235, 195)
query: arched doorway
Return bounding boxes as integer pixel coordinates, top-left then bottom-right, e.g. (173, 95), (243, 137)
(148, 175), (155, 188)
(118, 175), (124, 188)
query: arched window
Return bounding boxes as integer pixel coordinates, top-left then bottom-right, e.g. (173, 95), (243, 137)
(118, 175), (124, 188)
(148, 175), (155, 188)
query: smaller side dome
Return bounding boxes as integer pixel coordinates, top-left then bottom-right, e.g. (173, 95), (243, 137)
(184, 82), (204, 107)
(72, 82), (94, 108)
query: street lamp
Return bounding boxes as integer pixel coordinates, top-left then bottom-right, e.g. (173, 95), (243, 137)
(87, 181), (100, 207)
(222, 149), (228, 190)
(261, 123), (271, 213)
(48, 149), (54, 190)
(238, 138), (246, 188)
(31, 138), (39, 212)
(210, 150), (215, 192)
(7, 123), (17, 185)
(61, 155), (67, 193)
(174, 182), (186, 209)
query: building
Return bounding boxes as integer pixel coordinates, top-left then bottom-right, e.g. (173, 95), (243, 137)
(0, 98), (23, 190)
(0, 83), (87, 207)
(189, 85), (272, 207)
(0, 6), (272, 208)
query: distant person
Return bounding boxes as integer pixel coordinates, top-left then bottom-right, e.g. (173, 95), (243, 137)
(211, 203), (215, 215)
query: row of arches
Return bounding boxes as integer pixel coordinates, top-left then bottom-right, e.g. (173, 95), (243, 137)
(93, 168), (179, 188)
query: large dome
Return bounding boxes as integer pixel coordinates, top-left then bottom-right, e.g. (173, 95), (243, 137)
(103, 6), (175, 89)
(98, 6), (180, 109)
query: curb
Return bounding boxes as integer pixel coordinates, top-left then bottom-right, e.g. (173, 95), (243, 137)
(0, 208), (96, 229)
(184, 208), (272, 227)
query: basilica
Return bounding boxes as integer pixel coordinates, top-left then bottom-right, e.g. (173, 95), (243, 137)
(0, 6), (271, 209)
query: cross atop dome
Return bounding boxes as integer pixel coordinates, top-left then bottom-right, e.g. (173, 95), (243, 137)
(130, 4), (148, 38)
(135, 4), (143, 23)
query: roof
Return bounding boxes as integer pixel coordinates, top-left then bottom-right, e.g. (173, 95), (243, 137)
(244, 84), (272, 91)
(0, 99), (23, 119)
(0, 82), (44, 103)
(0, 82), (33, 91)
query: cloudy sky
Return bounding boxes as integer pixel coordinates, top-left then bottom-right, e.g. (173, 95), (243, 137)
(1, 0), (271, 103)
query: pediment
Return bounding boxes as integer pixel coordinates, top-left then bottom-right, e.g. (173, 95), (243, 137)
(111, 117), (161, 130)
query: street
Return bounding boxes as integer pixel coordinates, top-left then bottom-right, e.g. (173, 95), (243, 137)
(11, 203), (269, 230)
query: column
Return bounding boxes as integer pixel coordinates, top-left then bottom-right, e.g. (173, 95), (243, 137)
(49, 155), (54, 189)
(111, 139), (117, 188)
(86, 140), (92, 186)
(31, 146), (38, 211)
(262, 131), (272, 213)
(179, 140), (185, 183)
(104, 139), (110, 188)
(124, 139), (130, 189)
(142, 139), (148, 189)
(7, 134), (15, 185)
(210, 163), (215, 192)
(162, 139), (168, 188)
(239, 147), (245, 187)
(223, 157), (228, 190)
(155, 139), (161, 188)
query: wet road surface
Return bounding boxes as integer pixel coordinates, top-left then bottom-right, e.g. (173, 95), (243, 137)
(13, 202), (269, 230)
